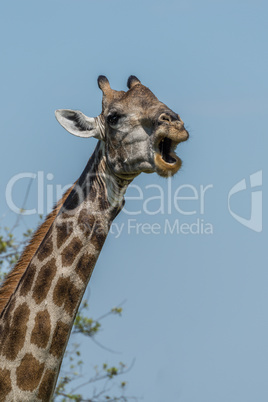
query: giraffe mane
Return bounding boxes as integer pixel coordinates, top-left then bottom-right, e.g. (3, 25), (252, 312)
(0, 185), (74, 315)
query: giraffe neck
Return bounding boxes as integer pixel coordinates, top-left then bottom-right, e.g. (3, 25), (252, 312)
(0, 142), (130, 401)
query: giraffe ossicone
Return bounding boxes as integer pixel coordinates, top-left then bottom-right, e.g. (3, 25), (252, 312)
(0, 75), (189, 401)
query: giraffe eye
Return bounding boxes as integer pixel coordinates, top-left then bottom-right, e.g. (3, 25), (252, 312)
(107, 112), (120, 126)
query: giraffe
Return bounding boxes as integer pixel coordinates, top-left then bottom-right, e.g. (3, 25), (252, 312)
(0, 75), (189, 401)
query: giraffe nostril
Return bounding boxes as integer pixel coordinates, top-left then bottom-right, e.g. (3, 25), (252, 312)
(158, 112), (179, 124)
(159, 113), (171, 124)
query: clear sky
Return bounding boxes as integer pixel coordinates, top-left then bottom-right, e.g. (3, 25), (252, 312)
(0, 0), (267, 401)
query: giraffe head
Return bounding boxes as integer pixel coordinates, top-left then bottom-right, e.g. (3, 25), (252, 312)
(55, 75), (189, 179)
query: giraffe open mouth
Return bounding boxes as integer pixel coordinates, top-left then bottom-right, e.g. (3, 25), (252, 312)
(158, 137), (177, 164)
(154, 136), (183, 177)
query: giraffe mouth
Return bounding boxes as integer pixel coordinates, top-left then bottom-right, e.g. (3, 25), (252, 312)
(154, 136), (182, 177)
(158, 138), (177, 164)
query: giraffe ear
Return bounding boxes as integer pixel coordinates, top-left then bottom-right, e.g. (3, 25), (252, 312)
(55, 109), (103, 140)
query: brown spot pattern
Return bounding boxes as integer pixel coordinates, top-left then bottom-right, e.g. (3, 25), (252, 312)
(20, 263), (36, 297)
(0, 184), (74, 315)
(37, 369), (56, 400)
(31, 309), (51, 349)
(32, 258), (57, 305)
(61, 237), (83, 267)
(89, 184), (97, 202)
(78, 209), (95, 237)
(75, 253), (96, 283)
(37, 233), (53, 262)
(53, 277), (80, 316)
(56, 221), (73, 249)
(0, 368), (12, 398)
(90, 224), (107, 250)
(0, 302), (30, 361)
(98, 193), (109, 211)
(50, 321), (70, 358)
(2, 297), (16, 323)
(60, 211), (75, 220)
(64, 189), (80, 211)
(16, 353), (44, 391)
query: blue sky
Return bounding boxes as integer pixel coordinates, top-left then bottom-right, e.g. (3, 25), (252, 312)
(0, 0), (267, 401)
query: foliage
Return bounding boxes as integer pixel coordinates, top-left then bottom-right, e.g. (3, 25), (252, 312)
(54, 301), (134, 402)
(0, 223), (137, 401)
(0, 225), (33, 281)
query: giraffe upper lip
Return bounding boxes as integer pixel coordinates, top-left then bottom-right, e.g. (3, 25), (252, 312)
(154, 126), (189, 165)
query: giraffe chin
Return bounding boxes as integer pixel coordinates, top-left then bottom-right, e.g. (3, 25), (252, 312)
(154, 153), (182, 178)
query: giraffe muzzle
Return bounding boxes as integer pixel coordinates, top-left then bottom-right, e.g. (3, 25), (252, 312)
(154, 126), (189, 177)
